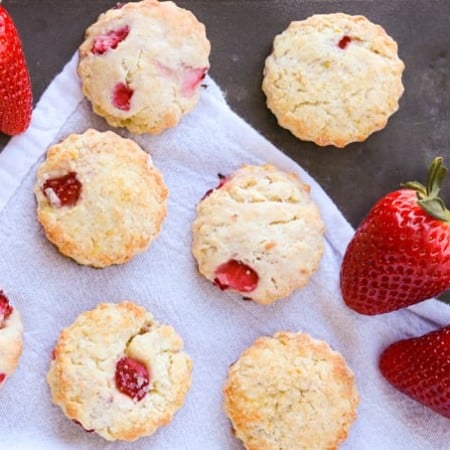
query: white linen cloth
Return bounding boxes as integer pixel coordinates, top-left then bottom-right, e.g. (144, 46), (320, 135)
(0, 54), (449, 450)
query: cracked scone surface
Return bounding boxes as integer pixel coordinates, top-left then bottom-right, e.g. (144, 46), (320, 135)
(223, 332), (359, 450)
(262, 13), (405, 148)
(0, 293), (23, 388)
(35, 129), (168, 268)
(192, 164), (325, 304)
(47, 301), (192, 441)
(78, 0), (210, 134)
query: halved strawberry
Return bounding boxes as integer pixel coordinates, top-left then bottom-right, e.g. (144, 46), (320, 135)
(115, 357), (150, 401)
(0, 4), (33, 135)
(379, 325), (450, 419)
(214, 259), (259, 293)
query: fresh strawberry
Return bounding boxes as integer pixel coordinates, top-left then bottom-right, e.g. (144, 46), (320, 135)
(214, 259), (259, 293)
(379, 325), (450, 419)
(340, 157), (450, 315)
(0, 4), (33, 135)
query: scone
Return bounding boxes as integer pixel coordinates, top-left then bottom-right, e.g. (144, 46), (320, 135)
(78, 0), (211, 134)
(47, 301), (192, 441)
(34, 129), (168, 268)
(223, 332), (359, 450)
(262, 13), (405, 148)
(192, 164), (325, 304)
(0, 291), (23, 388)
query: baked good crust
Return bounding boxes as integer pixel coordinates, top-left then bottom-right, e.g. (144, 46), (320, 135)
(192, 164), (325, 304)
(35, 129), (168, 268)
(47, 301), (192, 441)
(262, 13), (405, 148)
(223, 332), (359, 450)
(78, 0), (211, 134)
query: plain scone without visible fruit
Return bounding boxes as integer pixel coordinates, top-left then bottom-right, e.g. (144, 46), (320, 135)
(47, 301), (192, 441)
(78, 0), (211, 134)
(35, 129), (168, 268)
(223, 332), (359, 450)
(262, 13), (405, 148)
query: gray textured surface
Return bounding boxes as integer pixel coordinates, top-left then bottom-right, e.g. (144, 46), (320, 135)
(1, 0), (449, 302)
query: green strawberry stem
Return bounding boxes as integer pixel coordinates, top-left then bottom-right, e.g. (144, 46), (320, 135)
(403, 157), (450, 222)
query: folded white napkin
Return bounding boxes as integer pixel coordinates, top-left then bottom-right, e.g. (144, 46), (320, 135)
(0, 53), (449, 450)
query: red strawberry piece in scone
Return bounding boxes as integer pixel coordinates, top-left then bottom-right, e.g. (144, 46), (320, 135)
(214, 259), (259, 293)
(192, 164), (325, 304)
(0, 290), (24, 388)
(180, 66), (207, 97)
(47, 302), (192, 441)
(91, 25), (130, 55)
(115, 356), (150, 401)
(0, 291), (13, 325)
(77, 0), (210, 135)
(111, 82), (133, 111)
(201, 173), (229, 201)
(43, 172), (82, 208)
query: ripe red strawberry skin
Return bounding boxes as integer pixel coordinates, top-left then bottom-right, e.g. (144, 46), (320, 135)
(0, 5), (33, 135)
(340, 188), (450, 314)
(340, 157), (450, 315)
(379, 326), (450, 419)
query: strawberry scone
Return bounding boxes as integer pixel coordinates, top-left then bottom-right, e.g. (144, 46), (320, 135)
(192, 164), (325, 304)
(262, 13), (405, 148)
(78, 0), (211, 134)
(47, 301), (192, 441)
(0, 291), (23, 388)
(34, 129), (168, 268)
(224, 332), (359, 450)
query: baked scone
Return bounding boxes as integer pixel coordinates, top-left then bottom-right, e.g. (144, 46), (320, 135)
(78, 0), (211, 134)
(223, 332), (359, 450)
(47, 301), (192, 441)
(262, 13), (405, 148)
(192, 164), (325, 304)
(0, 291), (23, 388)
(35, 129), (168, 268)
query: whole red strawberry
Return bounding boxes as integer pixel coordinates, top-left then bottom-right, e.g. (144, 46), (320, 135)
(379, 325), (450, 419)
(0, 3), (33, 135)
(340, 157), (450, 315)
